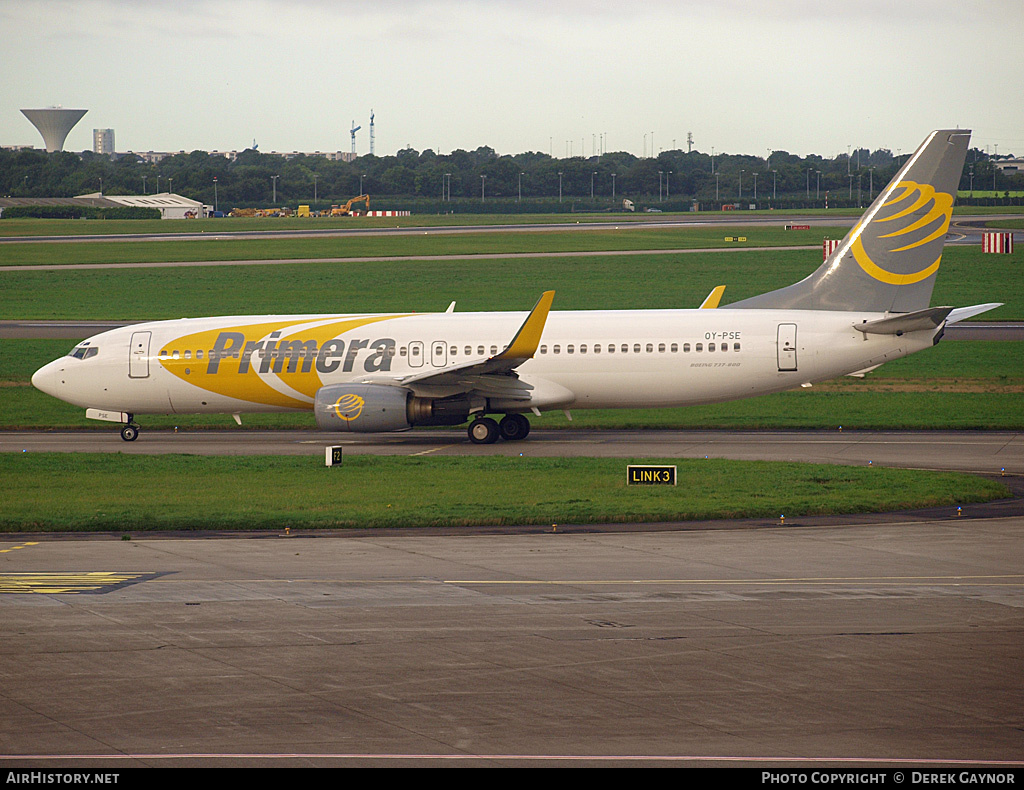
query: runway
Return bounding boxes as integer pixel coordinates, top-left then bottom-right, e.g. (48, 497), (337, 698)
(2, 509), (1023, 767)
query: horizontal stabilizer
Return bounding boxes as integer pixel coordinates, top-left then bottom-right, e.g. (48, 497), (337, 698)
(946, 302), (1002, 324)
(854, 306), (953, 335)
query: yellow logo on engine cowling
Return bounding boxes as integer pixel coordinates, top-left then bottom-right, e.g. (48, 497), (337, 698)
(851, 180), (953, 285)
(333, 393), (364, 421)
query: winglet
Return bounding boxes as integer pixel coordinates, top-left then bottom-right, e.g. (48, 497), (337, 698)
(496, 290), (555, 360)
(700, 285), (726, 309)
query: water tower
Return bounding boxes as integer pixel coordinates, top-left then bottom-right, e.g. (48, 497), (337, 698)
(21, 107), (88, 152)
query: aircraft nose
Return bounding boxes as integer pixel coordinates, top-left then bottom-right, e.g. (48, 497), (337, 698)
(31, 360), (59, 397)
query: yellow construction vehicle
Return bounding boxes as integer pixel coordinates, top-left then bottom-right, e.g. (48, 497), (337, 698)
(328, 194), (370, 216)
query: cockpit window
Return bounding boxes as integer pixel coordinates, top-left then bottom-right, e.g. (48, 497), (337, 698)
(68, 345), (99, 360)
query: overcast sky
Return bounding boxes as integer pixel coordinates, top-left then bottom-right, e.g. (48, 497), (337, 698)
(2, 0), (1022, 159)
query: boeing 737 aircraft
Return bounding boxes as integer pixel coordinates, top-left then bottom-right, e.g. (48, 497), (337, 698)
(32, 129), (1000, 443)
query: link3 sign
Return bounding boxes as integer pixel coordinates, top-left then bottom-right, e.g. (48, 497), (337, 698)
(626, 465), (677, 486)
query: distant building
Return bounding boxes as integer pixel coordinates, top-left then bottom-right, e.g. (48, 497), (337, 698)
(93, 129), (115, 156)
(0, 193), (211, 220)
(993, 159), (1024, 175)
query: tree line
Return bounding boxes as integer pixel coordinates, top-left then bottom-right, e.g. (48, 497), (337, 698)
(1, 143), (1020, 211)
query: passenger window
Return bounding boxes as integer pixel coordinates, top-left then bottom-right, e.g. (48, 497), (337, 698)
(540, 345), (547, 354)
(400, 347), (407, 356)
(185, 350), (192, 360)
(465, 346), (471, 355)
(696, 343), (703, 352)
(721, 343), (728, 352)
(580, 344), (587, 353)
(196, 350), (203, 360)
(490, 345), (497, 355)
(608, 344), (615, 353)
(658, 343), (665, 353)
(173, 350), (180, 360)
(734, 342), (741, 351)
(567, 345), (574, 354)
(450, 346), (457, 356)
(633, 344), (641, 353)
(553, 345), (561, 354)
(477, 346), (485, 355)
(621, 344), (628, 353)
(709, 343), (715, 351)
(593, 344), (600, 354)
(671, 343), (678, 353)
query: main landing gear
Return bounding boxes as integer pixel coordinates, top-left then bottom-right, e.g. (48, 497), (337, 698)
(467, 413), (531, 445)
(120, 414), (140, 442)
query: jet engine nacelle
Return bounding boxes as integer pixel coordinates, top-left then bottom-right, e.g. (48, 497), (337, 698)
(315, 383), (413, 432)
(314, 384), (474, 432)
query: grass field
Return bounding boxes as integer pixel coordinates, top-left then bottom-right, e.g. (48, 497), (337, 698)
(1, 244), (1019, 320)
(0, 224), (846, 268)
(0, 205), (1018, 238)
(0, 453), (1007, 533)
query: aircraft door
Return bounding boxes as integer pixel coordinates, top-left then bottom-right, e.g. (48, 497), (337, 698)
(129, 331), (152, 378)
(431, 340), (447, 367)
(408, 340), (424, 368)
(777, 323), (797, 371)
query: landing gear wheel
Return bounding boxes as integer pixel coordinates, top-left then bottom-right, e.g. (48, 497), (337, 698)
(468, 417), (500, 444)
(499, 413), (531, 441)
(120, 424), (139, 442)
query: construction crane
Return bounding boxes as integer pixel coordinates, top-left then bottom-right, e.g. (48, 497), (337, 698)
(350, 121), (361, 155)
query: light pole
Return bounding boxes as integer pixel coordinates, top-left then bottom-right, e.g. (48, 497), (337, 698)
(480, 174), (486, 202)
(519, 172), (524, 203)
(98, 177), (102, 195)
(739, 169), (744, 199)
(715, 172), (720, 200)
(444, 173), (451, 202)
(312, 174), (317, 203)
(558, 171), (563, 203)
(658, 170), (663, 201)
(667, 171), (672, 198)
(816, 170), (821, 200)
(772, 169), (777, 201)
(142, 175), (147, 195)
(167, 177), (172, 195)
(156, 175), (161, 193)
(753, 172), (757, 201)
(271, 175), (279, 203)
(611, 173), (616, 201)
(591, 171), (596, 199)
(359, 174), (366, 194)
(213, 176), (218, 212)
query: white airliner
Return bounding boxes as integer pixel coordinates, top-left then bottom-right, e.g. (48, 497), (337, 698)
(33, 129), (999, 443)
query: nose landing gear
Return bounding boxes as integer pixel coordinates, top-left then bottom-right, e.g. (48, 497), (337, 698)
(120, 415), (139, 442)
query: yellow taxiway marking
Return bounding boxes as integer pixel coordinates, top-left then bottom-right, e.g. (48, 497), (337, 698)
(0, 572), (163, 595)
(0, 541), (40, 554)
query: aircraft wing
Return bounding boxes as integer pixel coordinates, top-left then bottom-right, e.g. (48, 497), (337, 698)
(357, 291), (555, 401)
